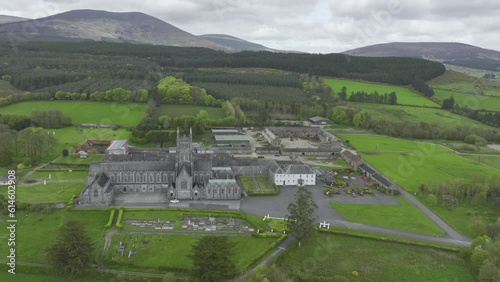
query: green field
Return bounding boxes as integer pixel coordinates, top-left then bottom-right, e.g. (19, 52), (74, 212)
(361, 152), (500, 193)
(154, 104), (226, 119)
(352, 103), (495, 129)
(340, 134), (450, 153)
(332, 196), (444, 236)
(324, 77), (439, 107)
(106, 233), (279, 272)
(0, 182), (85, 203)
(44, 127), (130, 160)
(255, 176), (272, 190)
(0, 101), (145, 125)
(340, 135), (500, 192)
(464, 155), (500, 170)
(29, 170), (88, 180)
(276, 234), (475, 281)
(434, 88), (500, 111)
(0, 209), (108, 263)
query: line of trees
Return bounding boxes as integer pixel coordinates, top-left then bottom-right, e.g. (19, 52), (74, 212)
(0, 125), (56, 165)
(411, 78), (435, 97)
(347, 90), (397, 105)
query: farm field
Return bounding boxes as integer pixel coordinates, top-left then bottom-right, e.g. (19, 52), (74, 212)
(339, 134), (500, 237)
(324, 77), (439, 107)
(105, 233), (279, 273)
(463, 155), (500, 170)
(339, 134), (450, 152)
(0, 101), (146, 125)
(276, 234), (475, 282)
(433, 88), (500, 110)
(331, 196), (444, 236)
(0, 209), (109, 263)
(153, 104), (226, 119)
(352, 103), (495, 129)
(1, 182), (86, 203)
(360, 152), (500, 193)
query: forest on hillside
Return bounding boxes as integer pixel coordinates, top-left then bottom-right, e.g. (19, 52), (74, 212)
(0, 40), (445, 92)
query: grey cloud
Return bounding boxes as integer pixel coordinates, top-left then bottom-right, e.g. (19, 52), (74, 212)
(0, 0), (499, 53)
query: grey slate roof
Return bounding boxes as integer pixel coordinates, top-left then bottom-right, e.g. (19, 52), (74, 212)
(358, 163), (377, 175)
(372, 173), (393, 188)
(284, 165), (314, 175)
(107, 140), (128, 151)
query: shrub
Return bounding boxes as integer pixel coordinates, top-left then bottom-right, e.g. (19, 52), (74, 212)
(62, 149), (69, 156)
(105, 207), (116, 229)
(351, 270), (359, 277)
(115, 207), (125, 229)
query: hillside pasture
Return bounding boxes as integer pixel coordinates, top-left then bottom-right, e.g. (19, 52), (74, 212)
(0, 101), (145, 125)
(363, 151), (498, 193)
(353, 103), (495, 129)
(153, 104), (226, 119)
(339, 134), (450, 153)
(433, 88), (500, 111)
(324, 77), (439, 107)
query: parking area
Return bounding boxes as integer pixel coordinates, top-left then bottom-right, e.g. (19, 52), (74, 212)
(240, 178), (399, 223)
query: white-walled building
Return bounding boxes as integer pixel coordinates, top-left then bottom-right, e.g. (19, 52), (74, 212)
(273, 164), (316, 186)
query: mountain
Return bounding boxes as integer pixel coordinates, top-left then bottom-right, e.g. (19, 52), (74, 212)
(199, 34), (277, 52)
(343, 42), (500, 71)
(0, 9), (231, 50)
(0, 15), (29, 24)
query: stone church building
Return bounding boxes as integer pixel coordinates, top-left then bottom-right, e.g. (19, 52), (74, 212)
(77, 129), (241, 207)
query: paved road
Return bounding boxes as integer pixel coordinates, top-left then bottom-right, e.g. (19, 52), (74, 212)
(240, 180), (472, 247)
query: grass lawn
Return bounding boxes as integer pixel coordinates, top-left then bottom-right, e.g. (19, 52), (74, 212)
(0, 182), (85, 203)
(255, 176), (272, 190)
(276, 234), (475, 282)
(339, 134), (451, 153)
(434, 88), (500, 111)
(351, 103), (495, 129)
(105, 233), (279, 273)
(0, 209), (109, 263)
(324, 77), (439, 107)
(334, 158), (348, 165)
(266, 218), (288, 232)
(153, 104), (226, 119)
(29, 170), (88, 180)
(241, 176), (257, 191)
(0, 101), (146, 126)
(332, 196), (444, 236)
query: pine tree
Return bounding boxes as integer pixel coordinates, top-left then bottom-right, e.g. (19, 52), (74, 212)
(46, 221), (94, 277)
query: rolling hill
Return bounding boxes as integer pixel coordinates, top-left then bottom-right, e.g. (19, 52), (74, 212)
(0, 10), (281, 52)
(343, 42), (500, 71)
(0, 15), (29, 24)
(0, 9), (231, 50)
(199, 34), (277, 52)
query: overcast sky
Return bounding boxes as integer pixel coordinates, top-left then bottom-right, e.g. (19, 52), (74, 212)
(1, 0), (499, 53)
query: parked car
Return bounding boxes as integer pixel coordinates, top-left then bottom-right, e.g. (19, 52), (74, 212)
(170, 199), (179, 203)
(351, 193), (356, 197)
